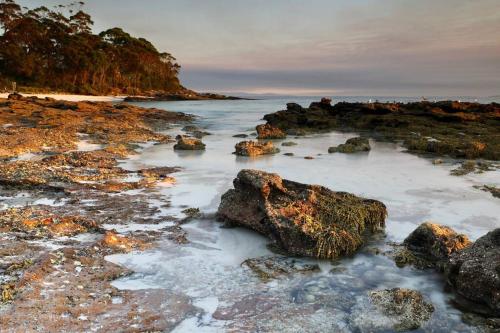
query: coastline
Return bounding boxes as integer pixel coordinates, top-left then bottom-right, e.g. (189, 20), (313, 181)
(0, 93), (124, 102)
(0, 95), (498, 332)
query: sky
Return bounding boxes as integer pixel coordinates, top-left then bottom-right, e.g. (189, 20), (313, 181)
(21, 0), (500, 96)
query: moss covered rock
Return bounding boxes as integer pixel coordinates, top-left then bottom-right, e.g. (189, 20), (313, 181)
(217, 169), (387, 259)
(401, 222), (471, 266)
(369, 288), (435, 331)
(264, 100), (500, 160)
(328, 137), (371, 153)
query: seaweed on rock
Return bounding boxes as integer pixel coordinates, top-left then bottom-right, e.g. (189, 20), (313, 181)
(217, 169), (387, 259)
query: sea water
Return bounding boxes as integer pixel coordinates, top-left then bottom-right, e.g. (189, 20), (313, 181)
(104, 97), (499, 332)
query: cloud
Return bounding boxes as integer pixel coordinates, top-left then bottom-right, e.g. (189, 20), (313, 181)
(19, 0), (500, 95)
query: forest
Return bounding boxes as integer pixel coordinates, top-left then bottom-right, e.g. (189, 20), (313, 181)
(0, 0), (182, 94)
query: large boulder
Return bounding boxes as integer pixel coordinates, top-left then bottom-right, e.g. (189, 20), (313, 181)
(397, 222), (471, 267)
(217, 170), (387, 259)
(234, 141), (279, 156)
(256, 124), (286, 139)
(444, 228), (500, 317)
(328, 137), (371, 154)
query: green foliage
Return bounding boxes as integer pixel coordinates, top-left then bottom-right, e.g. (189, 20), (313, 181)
(0, 0), (181, 94)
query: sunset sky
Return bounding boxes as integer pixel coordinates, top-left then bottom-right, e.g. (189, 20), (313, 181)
(22, 0), (500, 96)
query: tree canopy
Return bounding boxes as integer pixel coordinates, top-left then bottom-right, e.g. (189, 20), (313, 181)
(0, 0), (181, 94)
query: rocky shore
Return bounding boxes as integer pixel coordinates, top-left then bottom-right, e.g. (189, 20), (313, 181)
(0, 94), (197, 331)
(1, 93), (498, 332)
(263, 99), (500, 161)
(124, 89), (246, 102)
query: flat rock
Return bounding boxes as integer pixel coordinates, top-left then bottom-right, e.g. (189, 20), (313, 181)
(217, 169), (387, 259)
(242, 256), (319, 280)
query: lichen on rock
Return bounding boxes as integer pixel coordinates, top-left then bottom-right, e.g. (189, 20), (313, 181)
(173, 136), (206, 150)
(256, 124), (286, 139)
(234, 141), (280, 156)
(369, 288), (435, 331)
(217, 169), (387, 259)
(395, 222), (471, 268)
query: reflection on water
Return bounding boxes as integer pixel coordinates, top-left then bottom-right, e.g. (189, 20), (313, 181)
(108, 98), (499, 332)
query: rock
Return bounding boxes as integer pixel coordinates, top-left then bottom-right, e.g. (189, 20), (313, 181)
(217, 169), (387, 259)
(304, 156), (314, 160)
(264, 100), (500, 161)
(182, 125), (210, 138)
(100, 231), (146, 253)
(369, 288), (435, 331)
(234, 141), (279, 156)
(138, 167), (178, 181)
(402, 222), (471, 265)
(242, 256), (319, 280)
(181, 207), (201, 218)
(173, 136), (206, 150)
(233, 133), (248, 138)
(433, 159), (443, 165)
(284, 152), (294, 156)
(286, 103), (304, 112)
(475, 185), (500, 199)
(328, 137), (371, 153)
(7, 92), (23, 100)
(444, 228), (500, 317)
(256, 124), (286, 139)
(309, 97), (333, 111)
(281, 141), (298, 147)
(181, 125), (199, 132)
(451, 160), (495, 176)
(290, 275), (356, 310)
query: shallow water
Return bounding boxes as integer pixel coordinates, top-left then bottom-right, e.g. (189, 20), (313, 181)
(107, 97), (499, 332)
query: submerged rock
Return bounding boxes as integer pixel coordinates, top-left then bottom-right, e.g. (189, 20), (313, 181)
(100, 230), (147, 253)
(234, 141), (279, 156)
(173, 136), (206, 150)
(450, 160), (496, 176)
(138, 167), (178, 182)
(369, 288), (435, 331)
(281, 141), (298, 146)
(444, 228), (500, 317)
(328, 137), (371, 154)
(182, 125), (211, 138)
(242, 256), (319, 280)
(256, 124), (286, 139)
(397, 222), (471, 268)
(475, 185), (500, 199)
(232, 133), (249, 138)
(217, 169), (387, 259)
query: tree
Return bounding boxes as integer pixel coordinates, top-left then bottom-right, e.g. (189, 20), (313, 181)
(0, 0), (181, 94)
